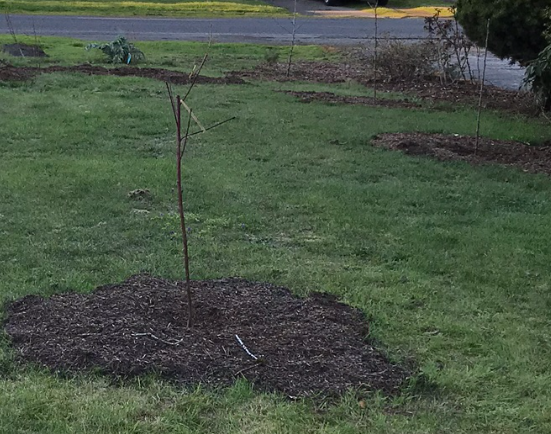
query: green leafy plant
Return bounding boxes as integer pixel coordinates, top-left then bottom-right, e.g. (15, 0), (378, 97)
(85, 36), (145, 64)
(524, 44), (551, 111)
(263, 48), (280, 65)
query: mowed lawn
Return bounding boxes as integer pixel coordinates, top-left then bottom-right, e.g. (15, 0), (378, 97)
(1, 37), (551, 433)
(0, 0), (288, 18)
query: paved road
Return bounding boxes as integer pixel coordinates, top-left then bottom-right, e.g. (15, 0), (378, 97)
(1, 14), (524, 89)
(2, 14), (425, 44)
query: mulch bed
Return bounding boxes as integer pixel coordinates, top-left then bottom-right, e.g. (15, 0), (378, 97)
(372, 132), (551, 176)
(379, 78), (538, 117)
(236, 61), (538, 117)
(0, 58), (537, 116)
(238, 61), (366, 84)
(2, 43), (48, 58)
(4, 274), (407, 398)
(0, 63), (244, 85)
(282, 90), (421, 109)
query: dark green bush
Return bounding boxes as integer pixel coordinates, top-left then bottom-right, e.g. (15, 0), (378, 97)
(456, 0), (550, 65)
(524, 44), (551, 110)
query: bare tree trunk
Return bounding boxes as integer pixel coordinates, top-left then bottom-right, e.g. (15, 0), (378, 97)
(286, 0), (298, 78)
(372, 1), (379, 100)
(174, 96), (194, 327)
(475, 19), (490, 155)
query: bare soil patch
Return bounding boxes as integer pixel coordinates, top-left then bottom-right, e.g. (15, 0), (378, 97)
(5, 274), (407, 398)
(372, 132), (551, 176)
(283, 90), (421, 109)
(0, 63), (244, 85)
(2, 43), (47, 57)
(237, 61), (537, 117)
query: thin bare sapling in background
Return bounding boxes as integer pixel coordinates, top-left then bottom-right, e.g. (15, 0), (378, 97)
(166, 58), (234, 327)
(367, 1), (380, 100)
(4, 12), (18, 46)
(424, 7), (474, 83)
(475, 19), (490, 154)
(286, 0), (298, 77)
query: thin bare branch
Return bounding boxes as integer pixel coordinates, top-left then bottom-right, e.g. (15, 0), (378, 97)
(182, 53), (209, 102)
(166, 82), (179, 124)
(187, 116), (236, 138)
(181, 106), (193, 157)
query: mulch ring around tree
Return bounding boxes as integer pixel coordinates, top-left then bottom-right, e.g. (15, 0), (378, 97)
(372, 132), (551, 176)
(282, 90), (421, 109)
(2, 43), (48, 57)
(4, 274), (408, 398)
(0, 63), (245, 85)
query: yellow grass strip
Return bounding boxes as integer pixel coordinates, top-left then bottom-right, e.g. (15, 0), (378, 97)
(361, 7), (454, 19)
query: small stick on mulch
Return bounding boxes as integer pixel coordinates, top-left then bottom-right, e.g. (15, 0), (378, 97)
(131, 332), (184, 346)
(235, 334), (262, 361)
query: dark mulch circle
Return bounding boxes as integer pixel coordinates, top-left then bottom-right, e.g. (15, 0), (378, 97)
(0, 63), (244, 85)
(372, 132), (551, 176)
(2, 43), (48, 57)
(4, 274), (407, 398)
(283, 90), (421, 109)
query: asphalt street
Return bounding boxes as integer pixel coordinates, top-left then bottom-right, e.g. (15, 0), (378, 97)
(1, 14), (525, 89)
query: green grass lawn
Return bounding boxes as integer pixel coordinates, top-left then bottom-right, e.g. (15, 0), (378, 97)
(0, 0), (288, 18)
(1, 36), (551, 433)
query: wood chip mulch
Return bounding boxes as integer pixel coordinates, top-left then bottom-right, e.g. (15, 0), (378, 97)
(0, 63), (244, 85)
(4, 275), (408, 398)
(372, 132), (551, 176)
(236, 61), (539, 117)
(282, 90), (421, 109)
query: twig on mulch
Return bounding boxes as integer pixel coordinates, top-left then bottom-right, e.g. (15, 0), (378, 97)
(132, 332), (184, 346)
(234, 363), (262, 377)
(235, 334), (262, 361)
(234, 334), (267, 377)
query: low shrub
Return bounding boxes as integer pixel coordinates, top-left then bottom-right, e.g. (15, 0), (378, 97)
(367, 40), (438, 82)
(86, 36), (145, 64)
